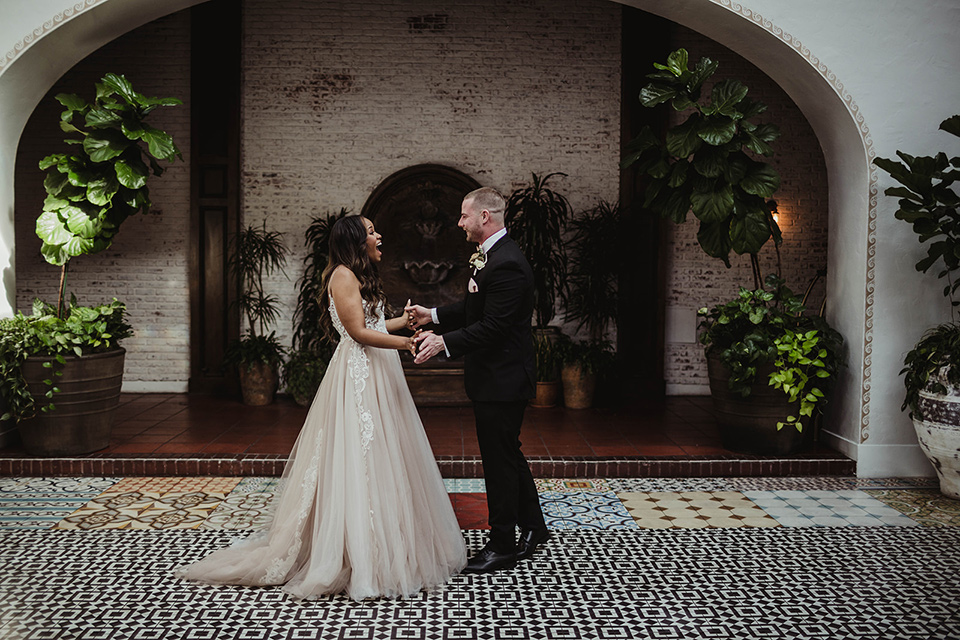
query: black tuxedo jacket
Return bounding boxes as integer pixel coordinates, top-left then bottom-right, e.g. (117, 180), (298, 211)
(437, 235), (536, 402)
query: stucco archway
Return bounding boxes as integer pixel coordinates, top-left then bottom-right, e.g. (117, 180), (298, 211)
(0, 0), (886, 472)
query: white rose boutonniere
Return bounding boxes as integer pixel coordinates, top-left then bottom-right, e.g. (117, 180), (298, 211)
(468, 246), (487, 271)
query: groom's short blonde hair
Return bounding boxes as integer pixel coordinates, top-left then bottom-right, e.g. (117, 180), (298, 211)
(465, 187), (506, 224)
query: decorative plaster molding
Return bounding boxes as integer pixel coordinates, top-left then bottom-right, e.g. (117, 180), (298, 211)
(711, 0), (878, 445)
(0, 0), (107, 71)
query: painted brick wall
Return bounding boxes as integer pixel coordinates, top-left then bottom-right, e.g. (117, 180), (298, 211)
(661, 26), (830, 394)
(241, 0), (623, 350)
(13, 11), (192, 391)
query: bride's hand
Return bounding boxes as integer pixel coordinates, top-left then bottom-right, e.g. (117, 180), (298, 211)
(398, 299), (413, 328)
(405, 329), (422, 356)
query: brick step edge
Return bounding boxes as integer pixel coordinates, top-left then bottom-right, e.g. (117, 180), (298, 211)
(0, 455), (855, 478)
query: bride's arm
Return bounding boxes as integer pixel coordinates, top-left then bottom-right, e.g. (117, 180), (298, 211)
(330, 267), (417, 352)
(384, 299), (412, 333)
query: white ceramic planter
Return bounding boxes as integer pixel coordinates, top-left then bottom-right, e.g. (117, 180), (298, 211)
(915, 387), (960, 500)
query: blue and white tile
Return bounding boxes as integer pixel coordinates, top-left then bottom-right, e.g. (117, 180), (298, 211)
(0, 476), (120, 494)
(744, 490), (921, 527)
(0, 477), (118, 529)
(606, 477), (737, 492)
(443, 478), (486, 493)
(540, 491), (637, 530)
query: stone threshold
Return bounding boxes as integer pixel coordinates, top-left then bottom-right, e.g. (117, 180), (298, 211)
(0, 453), (855, 478)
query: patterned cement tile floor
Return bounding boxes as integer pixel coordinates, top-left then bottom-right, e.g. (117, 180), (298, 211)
(1, 477), (959, 639)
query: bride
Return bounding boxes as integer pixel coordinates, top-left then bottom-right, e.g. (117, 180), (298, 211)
(175, 215), (467, 600)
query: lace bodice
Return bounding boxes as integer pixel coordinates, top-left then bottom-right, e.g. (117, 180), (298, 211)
(329, 299), (387, 341)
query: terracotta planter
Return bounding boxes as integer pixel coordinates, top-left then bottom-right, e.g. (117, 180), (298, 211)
(16, 348), (125, 456)
(238, 361), (279, 405)
(561, 363), (596, 409)
(531, 380), (560, 408)
(914, 385), (960, 499)
(706, 352), (812, 455)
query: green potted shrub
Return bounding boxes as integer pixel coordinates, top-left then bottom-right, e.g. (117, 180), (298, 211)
(561, 199), (621, 408)
(531, 331), (560, 408)
(505, 172), (572, 330)
(874, 114), (960, 498)
(556, 335), (615, 410)
(283, 209), (347, 406)
(0, 73), (181, 455)
(225, 222), (289, 405)
(621, 48), (843, 452)
(697, 275), (842, 453)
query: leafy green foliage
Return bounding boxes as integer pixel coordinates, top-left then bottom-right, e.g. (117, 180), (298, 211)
(534, 332), (560, 383)
(900, 323), (960, 418)
(565, 200), (621, 343)
(293, 209), (348, 358)
(698, 275), (843, 431)
(0, 298), (132, 422)
(282, 348), (329, 405)
(230, 222), (289, 339)
(555, 335), (615, 378)
(224, 332), (286, 371)
(37, 73), (182, 267)
(873, 115), (960, 306)
(622, 49), (782, 266)
(506, 173), (571, 327)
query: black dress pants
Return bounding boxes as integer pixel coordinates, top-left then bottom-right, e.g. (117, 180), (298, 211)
(473, 400), (546, 552)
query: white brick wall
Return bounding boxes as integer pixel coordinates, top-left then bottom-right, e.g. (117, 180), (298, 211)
(241, 0), (623, 350)
(14, 11), (191, 390)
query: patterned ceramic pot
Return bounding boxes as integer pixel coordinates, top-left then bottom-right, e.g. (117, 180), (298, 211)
(914, 382), (960, 500)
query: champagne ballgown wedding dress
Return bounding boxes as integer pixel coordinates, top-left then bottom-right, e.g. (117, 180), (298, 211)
(175, 300), (467, 600)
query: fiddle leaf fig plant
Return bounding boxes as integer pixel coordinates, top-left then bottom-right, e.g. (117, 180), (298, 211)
(37, 73), (183, 316)
(622, 48), (782, 282)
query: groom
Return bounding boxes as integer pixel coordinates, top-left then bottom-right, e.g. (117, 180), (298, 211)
(406, 186), (549, 574)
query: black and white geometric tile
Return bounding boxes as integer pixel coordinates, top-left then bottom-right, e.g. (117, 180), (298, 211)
(1, 527), (958, 640)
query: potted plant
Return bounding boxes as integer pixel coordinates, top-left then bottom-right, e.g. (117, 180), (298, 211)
(505, 172), (572, 329)
(697, 275), (842, 453)
(556, 336), (615, 410)
(226, 222), (289, 406)
(561, 199), (621, 408)
(283, 209), (347, 406)
(0, 73), (181, 455)
(621, 48), (843, 452)
(874, 114), (960, 498)
(531, 331), (560, 408)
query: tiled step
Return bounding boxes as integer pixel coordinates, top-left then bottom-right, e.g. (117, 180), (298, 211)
(0, 452), (855, 477)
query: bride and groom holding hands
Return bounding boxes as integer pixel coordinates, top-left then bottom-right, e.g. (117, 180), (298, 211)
(176, 187), (550, 600)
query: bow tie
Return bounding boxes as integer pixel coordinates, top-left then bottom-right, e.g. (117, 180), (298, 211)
(468, 245), (487, 271)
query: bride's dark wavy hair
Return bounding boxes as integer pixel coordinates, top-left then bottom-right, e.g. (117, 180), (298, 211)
(318, 215), (387, 341)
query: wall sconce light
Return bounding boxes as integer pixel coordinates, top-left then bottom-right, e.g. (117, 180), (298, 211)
(770, 201), (780, 225)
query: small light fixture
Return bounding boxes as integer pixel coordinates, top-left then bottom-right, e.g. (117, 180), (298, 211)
(770, 201), (780, 224)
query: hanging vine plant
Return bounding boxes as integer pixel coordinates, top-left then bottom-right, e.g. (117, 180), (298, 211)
(37, 72), (183, 316)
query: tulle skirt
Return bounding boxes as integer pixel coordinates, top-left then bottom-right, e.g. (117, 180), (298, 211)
(174, 341), (467, 600)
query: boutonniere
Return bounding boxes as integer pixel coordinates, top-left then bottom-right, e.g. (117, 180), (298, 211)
(468, 246), (487, 271)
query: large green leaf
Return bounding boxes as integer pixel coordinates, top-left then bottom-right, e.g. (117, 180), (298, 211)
(653, 48), (688, 77)
(141, 127), (181, 161)
(42, 194), (70, 212)
(36, 210), (73, 245)
(742, 130), (774, 156)
(668, 159), (688, 188)
(698, 117), (737, 146)
(740, 163), (781, 197)
(686, 57), (718, 93)
(101, 73), (140, 106)
(86, 174), (120, 206)
(693, 146), (727, 178)
(85, 107), (122, 128)
(65, 158), (94, 187)
(83, 129), (131, 162)
(724, 152), (750, 185)
(666, 115), (703, 157)
(730, 207), (771, 254)
(42, 171), (69, 196)
(659, 188), (692, 224)
(704, 79), (749, 117)
(64, 235), (96, 257)
(697, 219), (732, 266)
(55, 93), (87, 122)
(941, 115), (960, 137)
(691, 184), (734, 222)
(62, 205), (102, 239)
(40, 241), (71, 266)
(115, 156), (149, 189)
(121, 117), (146, 141)
(640, 84), (678, 107)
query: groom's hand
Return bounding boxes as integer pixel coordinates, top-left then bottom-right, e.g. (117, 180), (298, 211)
(414, 331), (444, 364)
(405, 302), (432, 329)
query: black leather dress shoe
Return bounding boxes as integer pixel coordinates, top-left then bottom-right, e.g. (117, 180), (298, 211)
(462, 546), (517, 574)
(517, 528), (551, 561)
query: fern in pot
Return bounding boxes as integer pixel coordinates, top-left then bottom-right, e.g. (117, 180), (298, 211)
(874, 114), (960, 498)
